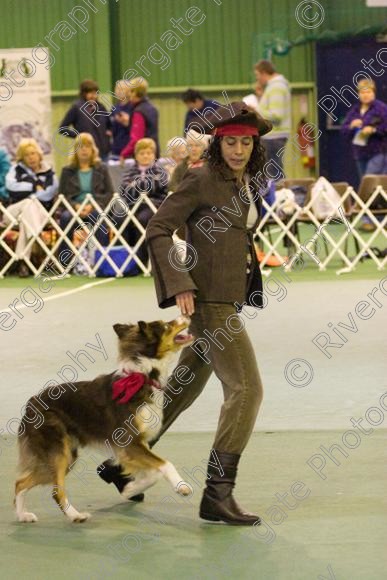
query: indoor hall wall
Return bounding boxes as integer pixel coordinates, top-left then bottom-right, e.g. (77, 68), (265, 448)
(0, 0), (112, 91)
(113, 0), (315, 87)
(325, 0), (387, 31)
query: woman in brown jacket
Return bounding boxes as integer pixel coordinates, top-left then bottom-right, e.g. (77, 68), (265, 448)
(98, 103), (272, 526)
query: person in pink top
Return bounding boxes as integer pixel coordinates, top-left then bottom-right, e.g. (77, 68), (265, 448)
(120, 78), (160, 160)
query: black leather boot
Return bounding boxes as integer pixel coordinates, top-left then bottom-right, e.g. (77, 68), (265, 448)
(97, 460), (144, 502)
(199, 450), (261, 525)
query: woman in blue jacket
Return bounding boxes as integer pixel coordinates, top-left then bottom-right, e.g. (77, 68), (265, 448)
(4, 139), (58, 276)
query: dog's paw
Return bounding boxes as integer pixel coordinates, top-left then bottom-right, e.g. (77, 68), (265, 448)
(18, 512), (38, 523)
(176, 481), (193, 496)
(70, 512), (91, 523)
(121, 482), (137, 500)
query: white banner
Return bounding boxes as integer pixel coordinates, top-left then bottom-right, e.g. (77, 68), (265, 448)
(0, 48), (52, 164)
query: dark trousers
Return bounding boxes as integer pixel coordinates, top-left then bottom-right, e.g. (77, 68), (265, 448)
(151, 303), (263, 455)
(263, 137), (288, 178)
(58, 209), (109, 266)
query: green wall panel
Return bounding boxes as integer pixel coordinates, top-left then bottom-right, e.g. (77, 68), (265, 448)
(327, 0), (387, 31)
(0, 0), (385, 92)
(114, 0), (315, 87)
(0, 0), (112, 91)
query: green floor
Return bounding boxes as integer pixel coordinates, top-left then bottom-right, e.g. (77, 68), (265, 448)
(1, 223), (386, 579)
(1, 431), (386, 580)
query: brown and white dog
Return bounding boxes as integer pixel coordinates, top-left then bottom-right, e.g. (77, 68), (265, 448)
(15, 316), (194, 523)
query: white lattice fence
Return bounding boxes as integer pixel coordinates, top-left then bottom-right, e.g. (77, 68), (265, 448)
(0, 193), (158, 278)
(256, 186), (386, 274)
(0, 188), (385, 279)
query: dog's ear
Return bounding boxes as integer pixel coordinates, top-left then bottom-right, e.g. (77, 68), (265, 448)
(138, 321), (149, 335)
(113, 323), (131, 338)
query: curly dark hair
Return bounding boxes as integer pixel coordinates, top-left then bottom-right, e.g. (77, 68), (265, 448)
(204, 135), (268, 190)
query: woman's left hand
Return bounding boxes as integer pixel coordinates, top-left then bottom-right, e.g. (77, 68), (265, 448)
(361, 126), (376, 135)
(176, 291), (195, 316)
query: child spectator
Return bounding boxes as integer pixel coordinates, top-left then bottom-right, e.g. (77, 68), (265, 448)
(120, 78), (159, 159)
(58, 133), (114, 268)
(116, 138), (167, 267)
(110, 79), (133, 159)
(59, 79), (111, 161)
(243, 81), (264, 112)
(4, 138), (58, 277)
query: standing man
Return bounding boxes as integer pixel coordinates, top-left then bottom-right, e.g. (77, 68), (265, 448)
(98, 103), (273, 526)
(182, 88), (215, 134)
(254, 60), (291, 176)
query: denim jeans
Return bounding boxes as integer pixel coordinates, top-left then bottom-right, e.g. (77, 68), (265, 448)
(356, 153), (387, 181)
(356, 153), (387, 224)
(366, 153), (387, 175)
(262, 137), (288, 178)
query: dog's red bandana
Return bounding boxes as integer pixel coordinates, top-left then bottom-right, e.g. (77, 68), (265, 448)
(112, 371), (161, 404)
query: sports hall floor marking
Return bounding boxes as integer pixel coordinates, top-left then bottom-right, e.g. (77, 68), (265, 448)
(1, 278), (115, 313)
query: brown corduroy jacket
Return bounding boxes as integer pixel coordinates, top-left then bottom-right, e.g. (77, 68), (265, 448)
(146, 164), (264, 310)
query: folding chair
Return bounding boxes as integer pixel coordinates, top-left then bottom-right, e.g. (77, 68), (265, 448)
(294, 180), (352, 262)
(355, 174), (387, 222)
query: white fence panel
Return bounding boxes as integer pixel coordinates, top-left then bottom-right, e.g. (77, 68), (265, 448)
(0, 188), (385, 278)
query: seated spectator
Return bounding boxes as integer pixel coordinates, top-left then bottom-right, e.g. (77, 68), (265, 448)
(110, 79), (133, 159)
(182, 88), (215, 134)
(0, 148), (11, 205)
(120, 78), (159, 160)
(116, 138), (167, 267)
(169, 130), (210, 191)
(3, 138), (58, 277)
(163, 137), (188, 181)
(59, 79), (111, 161)
(58, 133), (114, 268)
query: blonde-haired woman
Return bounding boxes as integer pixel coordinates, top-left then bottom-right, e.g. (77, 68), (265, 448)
(120, 77), (160, 159)
(342, 79), (387, 179)
(341, 79), (387, 231)
(4, 138), (58, 276)
(58, 133), (114, 268)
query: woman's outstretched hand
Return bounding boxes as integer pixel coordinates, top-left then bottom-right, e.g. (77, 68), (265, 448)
(176, 291), (195, 316)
